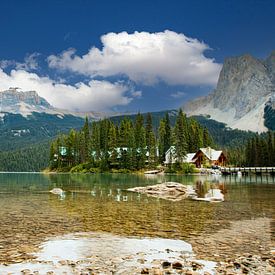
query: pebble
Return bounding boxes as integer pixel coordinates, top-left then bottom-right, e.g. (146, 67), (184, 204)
(172, 262), (182, 269)
(141, 267), (149, 274)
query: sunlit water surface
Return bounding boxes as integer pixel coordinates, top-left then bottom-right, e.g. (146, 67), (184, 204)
(0, 173), (274, 273)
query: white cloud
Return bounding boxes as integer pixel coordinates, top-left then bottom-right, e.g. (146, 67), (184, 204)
(16, 52), (40, 70)
(0, 69), (133, 112)
(48, 30), (222, 86)
(0, 53), (40, 71)
(171, 91), (187, 98)
(0, 60), (15, 69)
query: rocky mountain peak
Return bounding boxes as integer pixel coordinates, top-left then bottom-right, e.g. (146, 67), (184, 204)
(265, 51), (275, 83)
(213, 53), (271, 118)
(0, 88), (53, 115)
(183, 51), (275, 132)
(0, 88), (51, 108)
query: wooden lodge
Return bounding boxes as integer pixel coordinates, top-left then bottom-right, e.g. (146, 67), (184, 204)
(164, 146), (226, 168)
(192, 147), (226, 168)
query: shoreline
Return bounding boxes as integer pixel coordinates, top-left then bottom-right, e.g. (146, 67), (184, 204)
(0, 217), (274, 274)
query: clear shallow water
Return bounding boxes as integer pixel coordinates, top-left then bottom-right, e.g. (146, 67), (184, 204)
(0, 173), (274, 266)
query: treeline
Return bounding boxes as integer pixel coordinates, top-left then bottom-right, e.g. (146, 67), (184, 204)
(49, 109), (214, 172)
(227, 131), (275, 167)
(0, 141), (50, 172)
(194, 115), (257, 148)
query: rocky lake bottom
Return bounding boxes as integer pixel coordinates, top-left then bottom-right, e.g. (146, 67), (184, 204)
(0, 173), (274, 274)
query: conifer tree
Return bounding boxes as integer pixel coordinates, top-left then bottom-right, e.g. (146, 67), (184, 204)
(108, 122), (118, 165)
(81, 117), (90, 162)
(134, 113), (146, 169)
(91, 121), (101, 161)
(145, 113), (156, 166)
(173, 109), (187, 162)
(158, 113), (171, 163)
(158, 119), (166, 163)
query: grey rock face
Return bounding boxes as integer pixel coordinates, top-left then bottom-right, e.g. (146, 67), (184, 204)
(213, 54), (272, 118)
(184, 52), (275, 131)
(0, 88), (52, 112)
(265, 50), (275, 84)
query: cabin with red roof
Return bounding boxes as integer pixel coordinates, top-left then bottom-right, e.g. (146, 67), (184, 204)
(164, 146), (226, 167)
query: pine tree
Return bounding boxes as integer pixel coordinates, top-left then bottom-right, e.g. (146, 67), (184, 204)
(158, 119), (166, 163)
(108, 122), (118, 165)
(91, 121), (101, 161)
(82, 117), (90, 162)
(134, 113), (146, 169)
(158, 113), (171, 163)
(49, 141), (57, 169)
(173, 109), (187, 162)
(145, 113), (156, 166)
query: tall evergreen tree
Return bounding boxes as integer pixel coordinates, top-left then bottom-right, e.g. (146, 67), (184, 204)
(134, 113), (146, 169)
(158, 113), (171, 163)
(173, 109), (187, 162)
(81, 117), (90, 162)
(145, 113), (157, 166)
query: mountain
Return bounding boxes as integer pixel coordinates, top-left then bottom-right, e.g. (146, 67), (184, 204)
(183, 51), (275, 132)
(110, 110), (256, 148)
(0, 87), (105, 119)
(0, 88), (87, 151)
(0, 88), (52, 114)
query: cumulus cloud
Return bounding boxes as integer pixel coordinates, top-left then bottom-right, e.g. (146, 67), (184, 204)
(0, 53), (40, 71)
(0, 60), (15, 69)
(16, 52), (40, 70)
(48, 30), (222, 86)
(0, 69), (134, 111)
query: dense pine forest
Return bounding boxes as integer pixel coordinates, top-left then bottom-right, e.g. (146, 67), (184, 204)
(49, 110), (214, 172)
(0, 141), (50, 172)
(227, 131), (275, 167)
(0, 110), (274, 172)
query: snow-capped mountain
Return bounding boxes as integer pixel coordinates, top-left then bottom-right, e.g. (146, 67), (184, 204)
(183, 51), (275, 132)
(0, 88), (90, 151)
(0, 87), (105, 119)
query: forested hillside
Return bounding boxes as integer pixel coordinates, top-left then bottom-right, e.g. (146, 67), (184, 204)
(0, 141), (50, 171)
(227, 131), (275, 167)
(110, 111), (257, 148)
(0, 109), (271, 172)
(0, 112), (85, 171)
(49, 110), (214, 172)
(264, 103), (275, 131)
(0, 112), (84, 151)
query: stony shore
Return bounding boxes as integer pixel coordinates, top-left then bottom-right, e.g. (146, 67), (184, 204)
(0, 216), (274, 275)
(5, 253), (275, 274)
(0, 181), (273, 274)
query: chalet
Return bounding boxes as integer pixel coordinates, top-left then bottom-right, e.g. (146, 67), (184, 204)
(192, 147), (226, 168)
(164, 146), (226, 167)
(164, 146), (196, 165)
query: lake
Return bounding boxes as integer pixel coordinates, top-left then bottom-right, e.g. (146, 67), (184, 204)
(0, 173), (274, 274)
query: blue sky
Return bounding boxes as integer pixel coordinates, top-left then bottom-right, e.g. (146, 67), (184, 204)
(0, 0), (274, 112)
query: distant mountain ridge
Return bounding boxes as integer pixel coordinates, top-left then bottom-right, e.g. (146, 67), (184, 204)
(0, 88), (130, 152)
(183, 51), (275, 132)
(0, 87), (106, 119)
(0, 88), (52, 115)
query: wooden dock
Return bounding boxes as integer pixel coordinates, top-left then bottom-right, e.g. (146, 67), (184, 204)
(220, 167), (275, 175)
(144, 170), (162, 175)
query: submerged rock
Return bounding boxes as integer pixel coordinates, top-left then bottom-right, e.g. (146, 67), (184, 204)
(127, 182), (195, 201)
(49, 188), (64, 195)
(127, 182), (224, 202)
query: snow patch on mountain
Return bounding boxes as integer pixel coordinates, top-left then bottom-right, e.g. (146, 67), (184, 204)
(0, 88), (106, 120)
(183, 52), (275, 132)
